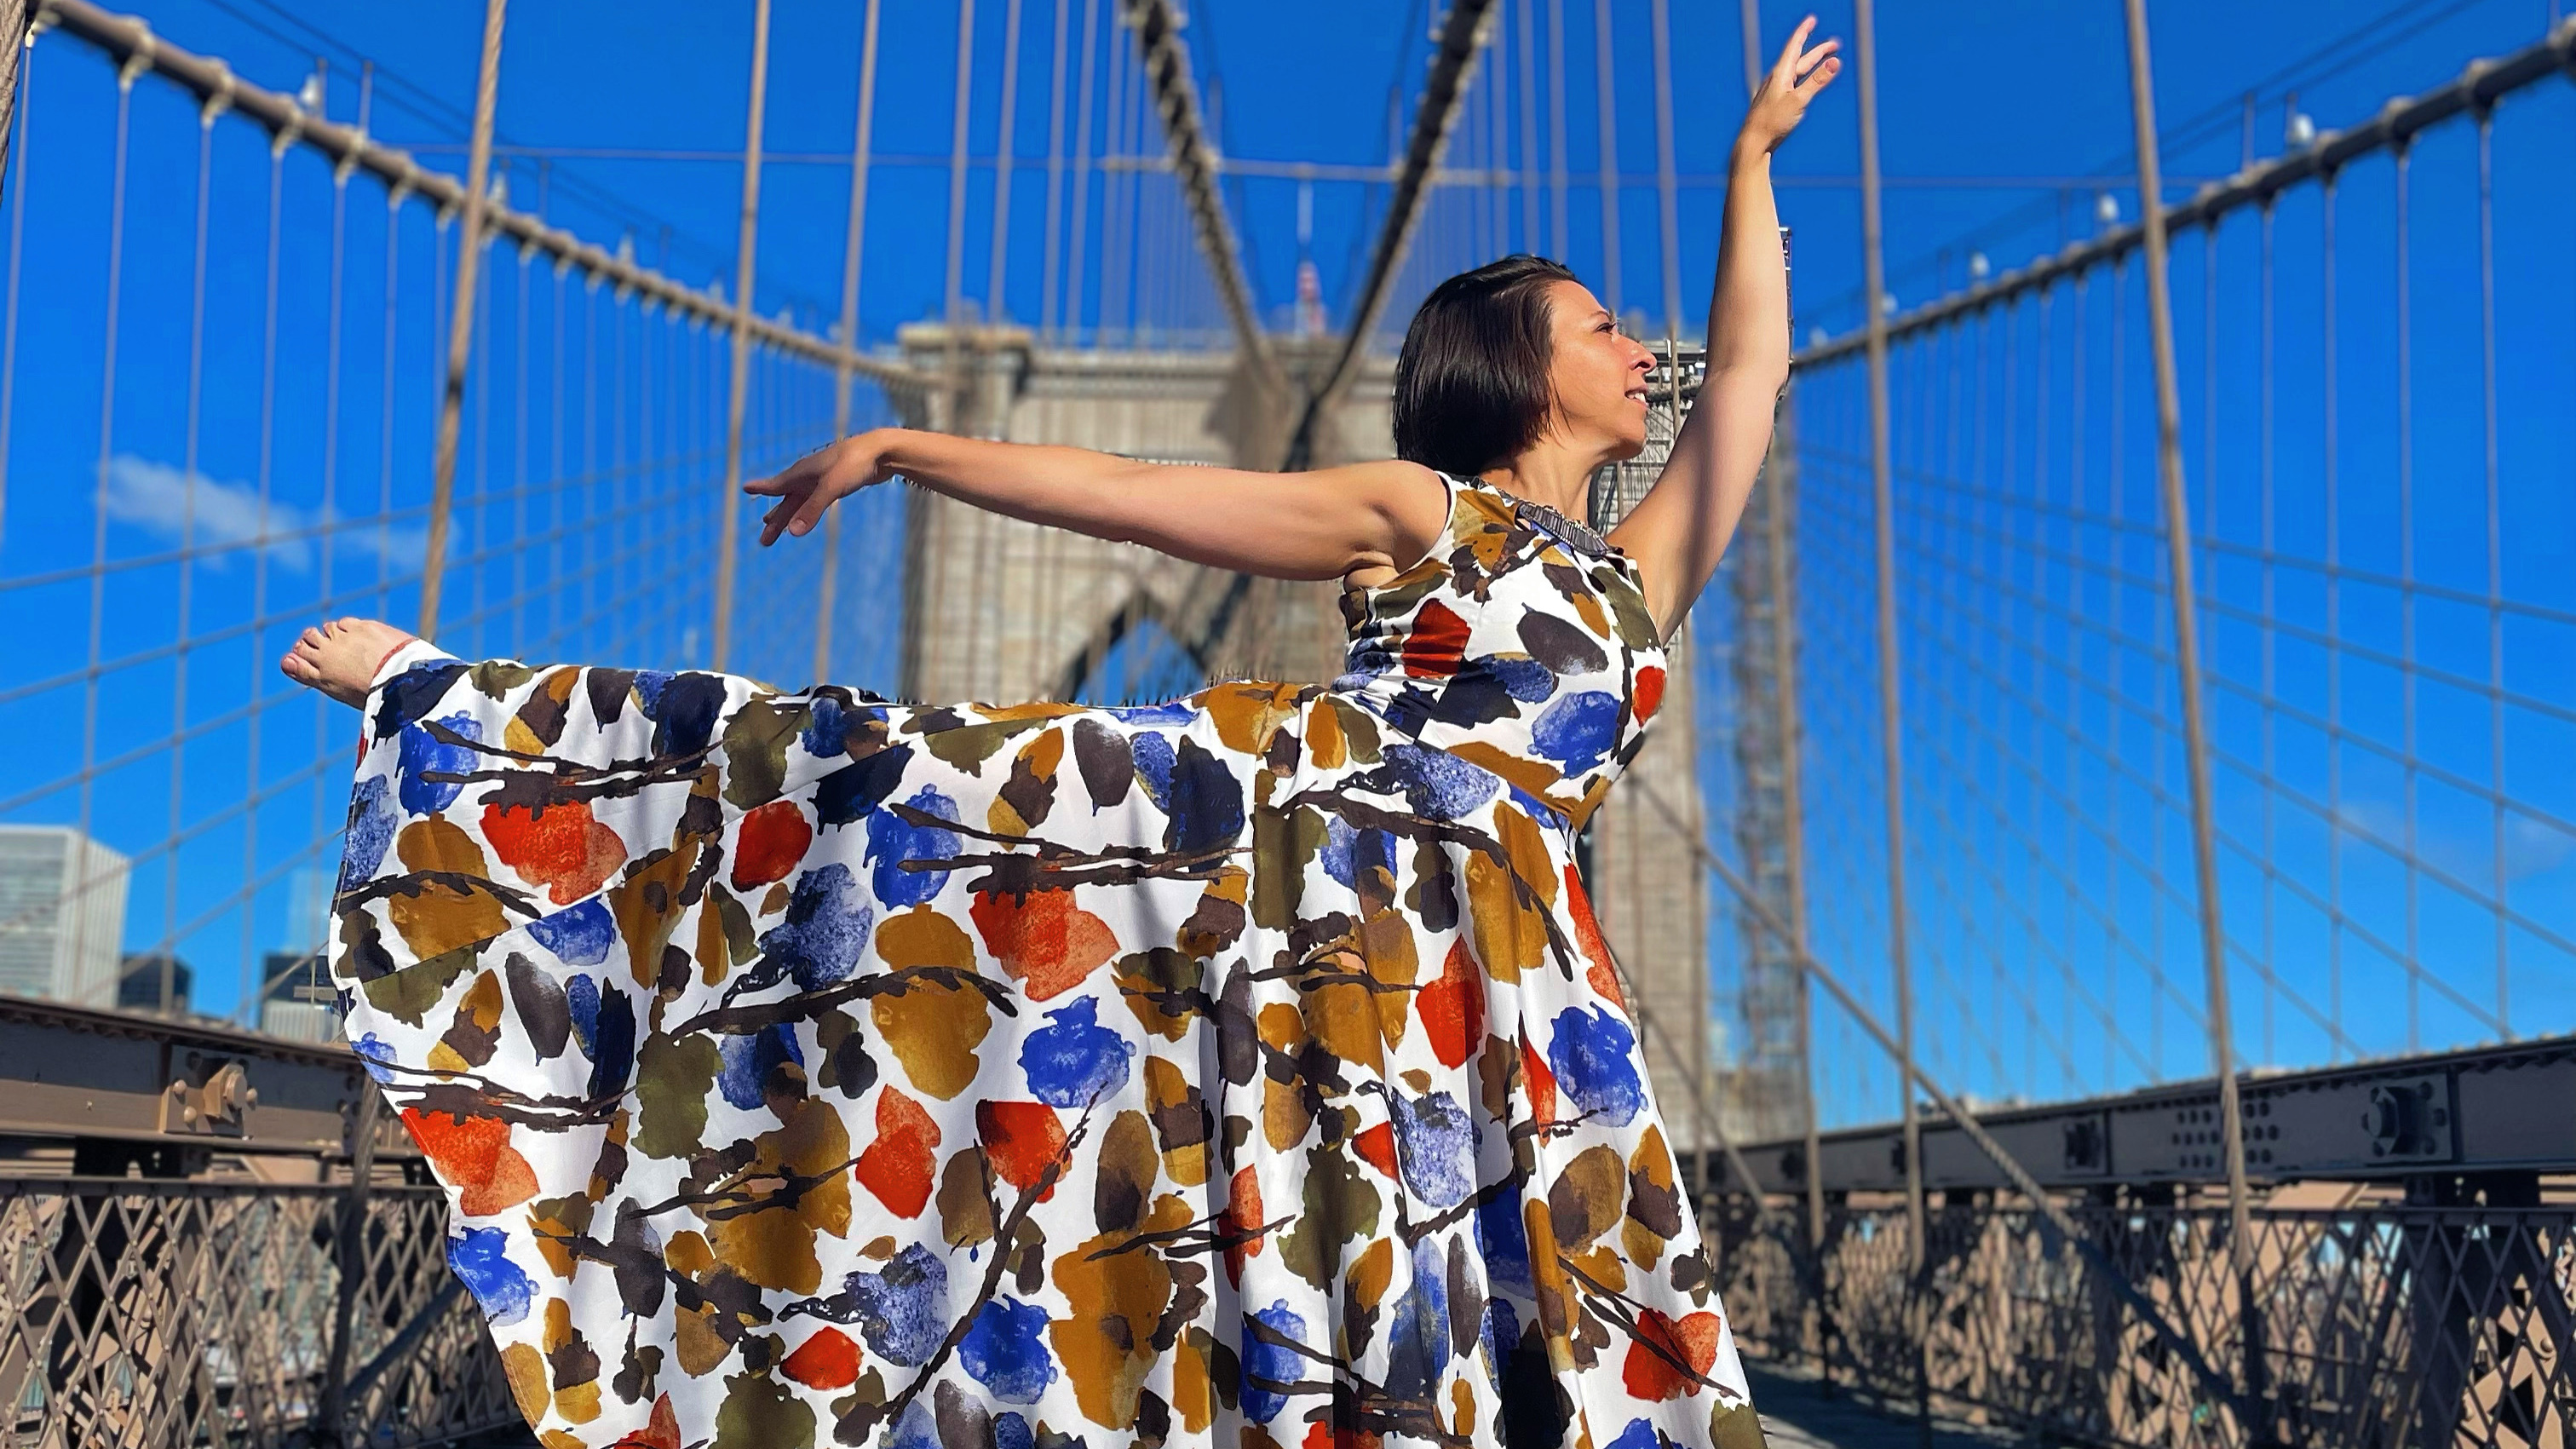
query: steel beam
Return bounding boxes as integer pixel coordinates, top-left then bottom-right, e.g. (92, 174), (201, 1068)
(1711, 1033), (2576, 1196)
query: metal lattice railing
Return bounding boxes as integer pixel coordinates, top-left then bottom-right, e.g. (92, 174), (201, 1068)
(0, 1179), (513, 1448)
(1703, 1189), (2576, 1449)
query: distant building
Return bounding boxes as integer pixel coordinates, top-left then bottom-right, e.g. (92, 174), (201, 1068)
(259, 949), (341, 1044)
(288, 866), (331, 960)
(118, 951), (193, 1015)
(0, 826), (129, 1008)
(260, 865), (342, 1043)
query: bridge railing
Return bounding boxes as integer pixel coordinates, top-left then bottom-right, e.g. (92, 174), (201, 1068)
(1699, 1185), (2576, 1449)
(0, 1176), (515, 1447)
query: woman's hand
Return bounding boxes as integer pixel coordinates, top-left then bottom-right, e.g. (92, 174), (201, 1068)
(1739, 16), (1839, 157)
(747, 429), (897, 546)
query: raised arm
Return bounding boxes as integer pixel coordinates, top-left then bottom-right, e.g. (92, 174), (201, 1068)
(747, 429), (1449, 584)
(1607, 19), (1838, 637)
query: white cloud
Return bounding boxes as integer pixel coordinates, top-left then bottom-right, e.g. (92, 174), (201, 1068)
(2508, 816), (2573, 883)
(103, 454), (424, 574)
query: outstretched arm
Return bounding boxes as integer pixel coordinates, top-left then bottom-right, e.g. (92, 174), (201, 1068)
(746, 429), (1448, 584)
(1607, 18), (1838, 637)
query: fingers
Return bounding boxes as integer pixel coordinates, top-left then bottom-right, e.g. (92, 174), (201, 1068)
(782, 490), (835, 540)
(1795, 52), (1842, 98)
(759, 488), (819, 547)
(744, 462), (807, 497)
(1773, 15), (1816, 78)
(1794, 37), (1840, 78)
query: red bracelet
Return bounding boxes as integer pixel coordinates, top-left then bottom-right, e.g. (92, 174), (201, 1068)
(367, 635), (420, 688)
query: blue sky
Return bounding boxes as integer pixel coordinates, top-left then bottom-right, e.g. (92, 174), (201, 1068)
(0, 0), (2567, 1118)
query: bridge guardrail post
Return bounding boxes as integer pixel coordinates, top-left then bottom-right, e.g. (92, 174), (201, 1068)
(318, 1076), (380, 1445)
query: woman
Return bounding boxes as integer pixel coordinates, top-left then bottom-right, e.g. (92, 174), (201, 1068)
(285, 23), (1835, 1449)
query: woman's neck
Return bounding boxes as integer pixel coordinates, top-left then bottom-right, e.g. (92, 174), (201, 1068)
(1479, 440), (1601, 522)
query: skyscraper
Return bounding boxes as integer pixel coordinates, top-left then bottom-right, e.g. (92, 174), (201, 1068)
(261, 865), (340, 1042)
(0, 826), (129, 1008)
(118, 951), (194, 1015)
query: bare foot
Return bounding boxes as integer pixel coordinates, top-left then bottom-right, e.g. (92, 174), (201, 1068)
(279, 618), (418, 708)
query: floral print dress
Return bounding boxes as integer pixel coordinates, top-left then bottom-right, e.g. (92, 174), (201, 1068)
(332, 472), (1765, 1449)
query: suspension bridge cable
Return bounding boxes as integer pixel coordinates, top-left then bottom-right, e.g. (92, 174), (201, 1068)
(987, 0), (1024, 324)
(1514, 0), (1538, 254)
(710, 0), (772, 675)
(1590, 0), (1619, 316)
(819, 0), (883, 685)
(0, 28), (27, 560)
(1062, 0), (1099, 341)
(1038, 0), (1068, 340)
(156, 106), (214, 1018)
(1846, 9), (1931, 1434)
(68, 60), (132, 1023)
(1544, 0), (1566, 259)
(1649, 0), (1678, 341)
(420, 0), (508, 639)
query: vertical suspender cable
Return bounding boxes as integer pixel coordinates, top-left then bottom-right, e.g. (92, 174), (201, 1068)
(1647, 0), (1679, 342)
(944, 0), (980, 351)
(1737, 0), (1762, 100)
(548, 258), (566, 647)
(711, 0), (773, 673)
(2118, 0), (2261, 1423)
(1545, 0), (1567, 260)
(311, 95), (354, 871)
(1514, 0), (1538, 255)
(1105, 23), (1130, 342)
(1848, 1), (1929, 1439)
(159, 106), (214, 1019)
(1482, 14), (1504, 260)
(1064, 0), (1100, 342)
(507, 251), (527, 653)
(1739, 0), (1830, 1382)
(1590, 0), (1619, 316)
(422, 0), (509, 641)
(1039, 0), (1070, 339)
(0, 25), (26, 560)
(817, 0), (883, 685)
(468, 200), (492, 654)
(0, 0), (27, 195)
(239, 139), (285, 1015)
(71, 55), (135, 1014)
(2476, 112), (2506, 1038)
(987, 0), (1024, 321)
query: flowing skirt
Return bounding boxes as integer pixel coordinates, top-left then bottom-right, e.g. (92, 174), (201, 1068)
(332, 640), (1765, 1449)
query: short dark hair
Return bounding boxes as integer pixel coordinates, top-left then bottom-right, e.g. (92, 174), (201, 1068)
(1391, 254), (1580, 478)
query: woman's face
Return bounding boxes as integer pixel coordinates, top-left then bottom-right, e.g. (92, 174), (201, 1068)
(1540, 279), (1657, 463)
